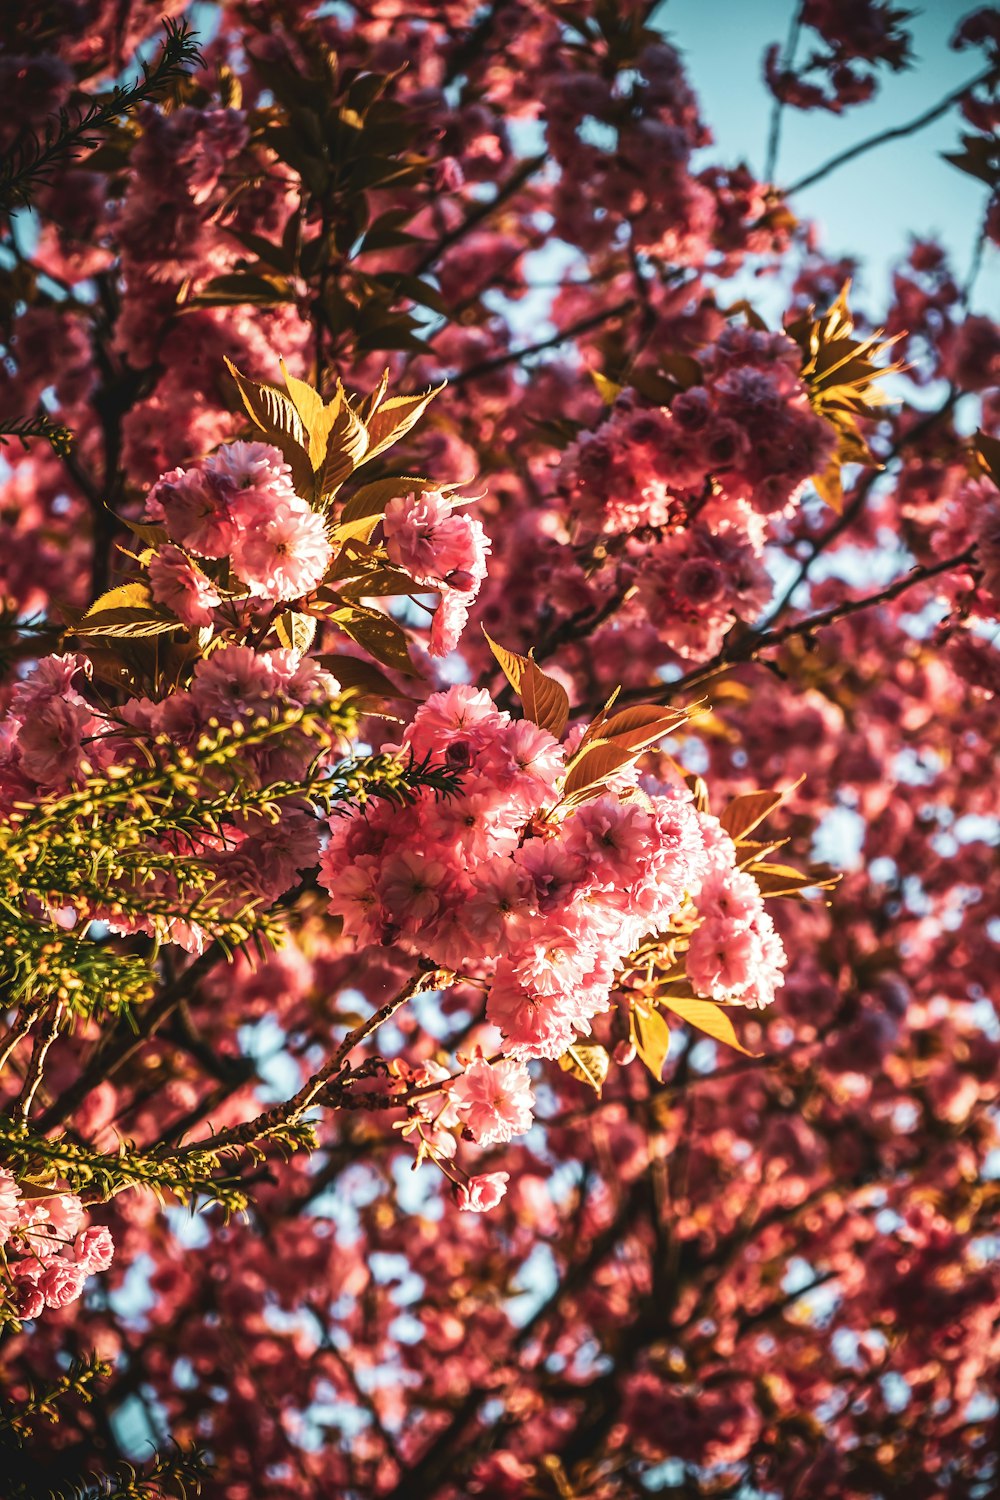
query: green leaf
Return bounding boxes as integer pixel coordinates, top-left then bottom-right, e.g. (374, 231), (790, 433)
(189, 272), (295, 307)
(332, 602), (418, 676)
(340, 567), (422, 601)
(317, 652), (416, 704)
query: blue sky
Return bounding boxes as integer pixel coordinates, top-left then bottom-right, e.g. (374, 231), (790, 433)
(662, 0), (998, 315)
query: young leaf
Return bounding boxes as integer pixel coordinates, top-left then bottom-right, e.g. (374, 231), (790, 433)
(224, 358), (314, 497)
(719, 776), (805, 842)
(274, 610), (318, 655)
(582, 701), (692, 755)
(332, 602), (419, 677)
(749, 862), (841, 899)
(631, 1003), (670, 1082)
(557, 1043), (611, 1096)
(76, 583), (180, 639)
(483, 630), (570, 739)
(317, 653), (416, 704)
(279, 359), (326, 447)
(657, 995), (761, 1057)
(317, 384), (370, 501)
(361, 386), (444, 465)
(562, 741), (638, 802)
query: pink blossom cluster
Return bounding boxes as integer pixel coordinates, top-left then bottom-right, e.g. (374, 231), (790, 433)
(932, 476), (1000, 616)
(686, 831), (787, 1010)
(561, 327), (836, 537)
(383, 490), (491, 656)
(319, 685), (786, 1069)
(542, 39), (713, 264)
(0, 1169), (114, 1322)
(764, 0), (913, 117)
(0, 653), (99, 800)
(146, 441), (332, 612)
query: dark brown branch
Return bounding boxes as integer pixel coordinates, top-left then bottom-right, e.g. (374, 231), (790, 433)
(653, 545), (976, 705)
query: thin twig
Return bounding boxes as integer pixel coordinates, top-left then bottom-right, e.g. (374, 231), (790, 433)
(651, 545), (976, 704)
(764, 1), (803, 182)
(181, 967), (442, 1154)
(785, 65), (998, 197)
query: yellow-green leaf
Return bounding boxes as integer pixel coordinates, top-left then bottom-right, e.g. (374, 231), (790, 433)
(331, 476), (429, 545)
(658, 995), (761, 1057)
(631, 1003), (670, 1081)
(274, 610), (317, 655)
(76, 583), (180, 639)
(557, 1043), (611, 1095)
(590, 370), (623, 405)
(360, 385), (443, 465)
(317, 383), (370, 501)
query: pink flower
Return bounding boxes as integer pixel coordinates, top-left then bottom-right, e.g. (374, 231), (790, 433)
(39, 1192), (85, 1240)
(148, 465), (239, 558)
(37, 1258), (88, 1309)
(188, 645), (281, 722)
(384, 491), (490, 656)
(486, 962), (579, 1061)
(74, 1224), (115, 1273)
(450, 1055), (535, 1145)
(229, 491), (331, 602)
(10, 1262), (44, 1321)
(377, 850), (448, 932)
(148, 544), (221, 629)
(455, 1171), (510, 1213)
(206, 440), (297, 496)
(384, 491), (490, 592)
(429, 588), (474, 657)
(0, 1168), (20, 1247)
(16, 696), (92, 787)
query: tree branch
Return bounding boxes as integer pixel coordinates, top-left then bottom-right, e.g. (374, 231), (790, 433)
(785, 65), (998, 197)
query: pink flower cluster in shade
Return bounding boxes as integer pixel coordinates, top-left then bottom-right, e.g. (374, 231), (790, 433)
(545, 326), (836, 660)
(562, 327), (835, 534)
(0, 1169), (114, 1322)
(383, 490), (491, 656)
(146, 440), (332, 608)
(319, 685), (786, 1071)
